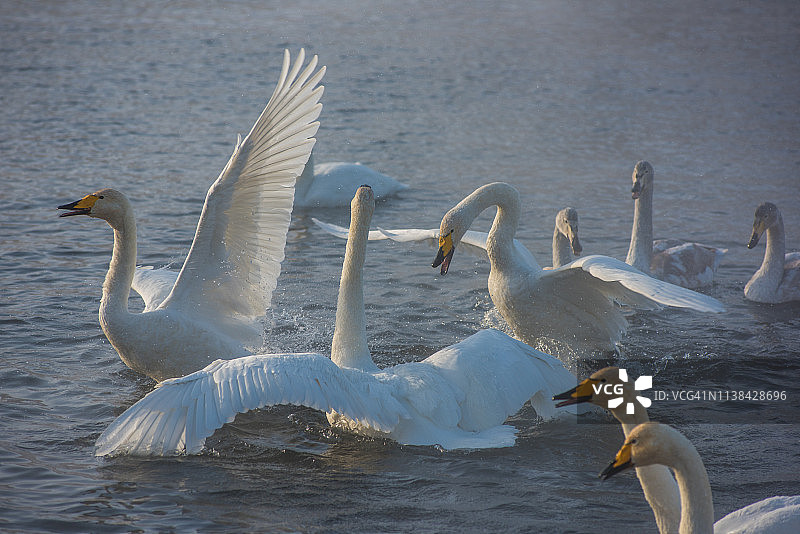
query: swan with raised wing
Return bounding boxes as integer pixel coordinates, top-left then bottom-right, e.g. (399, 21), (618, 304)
(626, 161), (726, 289)
(601, 422), (800, 534)
(431, 182), (725, 354)
(57, 50), (325, 381)
(554, 367), (680, 534)
(95, 186), (578, 456)
(744, 202), (800, 303)
(294, 152), (407, 208)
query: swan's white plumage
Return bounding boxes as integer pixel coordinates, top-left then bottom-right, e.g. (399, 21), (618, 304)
(58, 50), (325, 381)
(96, 187), (577, 456)
(432, 183), (724, 353)
(744, 202), (800, 303)
(294, 153), (408, 208)
(602, 422), (800, 534)
(626, 161), (726, 289)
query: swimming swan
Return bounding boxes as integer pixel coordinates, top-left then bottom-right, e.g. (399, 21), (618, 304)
(311, 205), (581, 268)
(626, 161), (726, 289)
(601, 422), (800, 534)
(94, 186), (578, 456)
(57, 50), (325, 381)
(431, 182), (725, 354)
(293, 152), (408, 208)
(554, 367), (680, 534)
(744, 202), (800, 303)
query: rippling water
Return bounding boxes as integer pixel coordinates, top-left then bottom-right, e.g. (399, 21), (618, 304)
(2, 1), (799, 532)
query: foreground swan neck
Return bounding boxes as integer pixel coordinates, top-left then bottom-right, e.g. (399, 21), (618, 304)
(331, 196), (377, 372)
(627, 183), (653, 273)
(458, 182), (521, 266)
(762, 212), (787, 275)
(101, 211), (137, 315)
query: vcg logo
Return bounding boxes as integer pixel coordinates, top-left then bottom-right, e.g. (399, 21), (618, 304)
(593, 368), (652, 414)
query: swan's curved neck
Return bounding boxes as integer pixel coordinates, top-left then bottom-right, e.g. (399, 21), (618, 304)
(627, 186), (653, 273)
(331, 199), (378, 372)
(294, 152), (315, 202)
(663, 430), (715, 534)
(552, 227), (572, 268)
(611, 402), (650, 437)
(100, 212), (137, 319)
(761, 212), (787, 282)
(458, 182), (529, 272)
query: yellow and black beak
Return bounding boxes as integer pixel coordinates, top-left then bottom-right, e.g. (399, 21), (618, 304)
(599, 440), (634, 480)
(432, 230), (455, 275)
(58, 194), (98, 217)
(553, 378), (598, 407)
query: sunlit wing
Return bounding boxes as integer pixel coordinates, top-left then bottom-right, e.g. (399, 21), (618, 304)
(160, 50), (325, 329)
(548, 255), (725, 312)
(95, 353), (409, 457)
(131, 266), (178, 312)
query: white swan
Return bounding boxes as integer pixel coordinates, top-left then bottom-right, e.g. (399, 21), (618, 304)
(57, 50), (325, 381)
(744, 202), (800, 303)
(95, 186), (579, 456)
(311, 205), (582, 269)
(554, 367), (680, 534)
(626, 161), (726, 289)
(601, 422), (800, 534)
(431, 182), (724, 354)
(293, 152), (408, 208)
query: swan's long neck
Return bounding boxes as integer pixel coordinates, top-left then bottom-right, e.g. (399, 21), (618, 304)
(99, 211), (137, 324)
(759, 212), (787, 287)
(331, 195), (378, 372)
(552, 226), (572, 268)
(627, 186), (653, 273)
(294, 152), (315, 202)
(613, 403), (681, 534)
(459, 182), (533, 273)
(664, 430), (715, 534)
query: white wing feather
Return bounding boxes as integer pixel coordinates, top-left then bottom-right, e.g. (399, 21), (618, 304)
(95, 353), (409, 457)
(131, 266), (178, 312)
(554, 255), (725, 313)
(159, 50), (325, 331)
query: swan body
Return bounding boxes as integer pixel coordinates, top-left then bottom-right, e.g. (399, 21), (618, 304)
(293, 153), (408, 208)
(601, 422), (800, 534)
(431, 182), (724, 354)
(554, 367), (680, 534)
(58, 50), (325, 381)
(744, 202), (800, 303)
(95, 186), (578, 456)
(626, 161), (726, 289)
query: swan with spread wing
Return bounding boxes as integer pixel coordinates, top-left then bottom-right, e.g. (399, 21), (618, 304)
(58, 50), (325, 381)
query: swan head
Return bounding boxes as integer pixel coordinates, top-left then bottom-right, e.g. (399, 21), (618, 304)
(432, 207), (470, 275)
(553, 366), (632, 408)
(58, 188), (132, 228)
(555, 207), (582, 256)
(600, 422), (681, 479)
(747, 202), (779, 249)
(630, 160), (654, 200)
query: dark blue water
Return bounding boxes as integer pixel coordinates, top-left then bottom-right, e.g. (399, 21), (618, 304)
(2, 1), (799, 532)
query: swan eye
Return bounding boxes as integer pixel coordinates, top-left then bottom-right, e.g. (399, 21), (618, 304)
(98, 195), (104, 199)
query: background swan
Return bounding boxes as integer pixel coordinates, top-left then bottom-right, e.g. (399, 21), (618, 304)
(95, 186), (578, 456)
(626, 161), (726, 289)
(554, 367), (680, 534)
(311, 205), (581, 269)
(293, 152), (408, 208)
(431, 182), (724, 355)
(744, 202), (800, 303)
(57, 50), (325, 381)
(601, 422), (800, 534)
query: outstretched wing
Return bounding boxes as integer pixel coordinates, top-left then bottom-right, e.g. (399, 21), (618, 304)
(95, 353), (409, 457)
(131, 266), (178, 312)
(549, 255), (725, 312)
(312, 220), (531, 259)
(159, 50), (325, 334)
